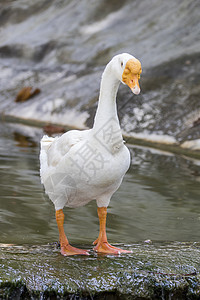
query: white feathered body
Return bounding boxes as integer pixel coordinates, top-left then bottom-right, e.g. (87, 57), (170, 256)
(40, 128), (130, 210)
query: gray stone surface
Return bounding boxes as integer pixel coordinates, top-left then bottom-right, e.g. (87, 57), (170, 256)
(0, 0), (200, 144)
(1, 242), (200, 299)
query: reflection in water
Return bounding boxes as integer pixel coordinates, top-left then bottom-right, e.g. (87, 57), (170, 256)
(14, 132), (38, 148)
(0, 122), (200, 246)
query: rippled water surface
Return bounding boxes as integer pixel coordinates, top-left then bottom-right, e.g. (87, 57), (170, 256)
(0, 121), (200, 246)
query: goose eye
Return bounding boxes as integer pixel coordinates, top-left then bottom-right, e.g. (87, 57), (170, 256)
(121, 62), (123, 67)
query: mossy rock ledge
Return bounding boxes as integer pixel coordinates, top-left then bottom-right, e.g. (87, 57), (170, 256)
(0, 242), (200, 300)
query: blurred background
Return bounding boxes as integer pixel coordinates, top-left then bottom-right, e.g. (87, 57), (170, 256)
(0, 0), (200, 246)
(0, 0), (200, 142)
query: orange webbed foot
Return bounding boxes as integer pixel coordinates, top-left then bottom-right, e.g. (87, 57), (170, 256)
(56, 209), (90, 256)
(61, 244), (89, 256)
(93, 240), (132, 255)
(93, 207), (132, 254)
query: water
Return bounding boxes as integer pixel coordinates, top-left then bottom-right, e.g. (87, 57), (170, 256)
(0, 121), (200, 247)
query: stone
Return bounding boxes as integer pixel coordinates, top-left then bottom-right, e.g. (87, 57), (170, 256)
(1, 242), (200, 299)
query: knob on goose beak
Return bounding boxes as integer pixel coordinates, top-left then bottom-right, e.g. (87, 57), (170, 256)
(122, 58), (142, 95)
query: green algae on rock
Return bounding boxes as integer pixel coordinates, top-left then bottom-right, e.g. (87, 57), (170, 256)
(0, 242), (200, 299)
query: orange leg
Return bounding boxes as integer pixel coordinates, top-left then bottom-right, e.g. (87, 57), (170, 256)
(56, 209), (89, 256)
(93, 207), (132, 254)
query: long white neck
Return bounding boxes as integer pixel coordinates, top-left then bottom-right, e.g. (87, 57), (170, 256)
(93, 63), (121, 132)
(92, 62), (124, 153)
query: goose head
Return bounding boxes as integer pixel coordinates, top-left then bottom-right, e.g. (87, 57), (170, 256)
(111, 53), (142, 95)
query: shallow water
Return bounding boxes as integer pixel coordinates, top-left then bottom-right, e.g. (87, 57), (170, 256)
(0, 121), (200, 246)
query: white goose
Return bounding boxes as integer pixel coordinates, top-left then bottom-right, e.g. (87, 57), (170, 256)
(40, 53), (142, 256)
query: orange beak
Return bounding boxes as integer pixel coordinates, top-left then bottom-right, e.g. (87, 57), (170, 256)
(122, 58), (142, 95)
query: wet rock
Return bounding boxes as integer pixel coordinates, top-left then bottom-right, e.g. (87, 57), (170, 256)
(0, 242), (200, 299)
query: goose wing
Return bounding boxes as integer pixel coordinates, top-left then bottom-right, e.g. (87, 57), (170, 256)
(40, 130), (89, 182)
